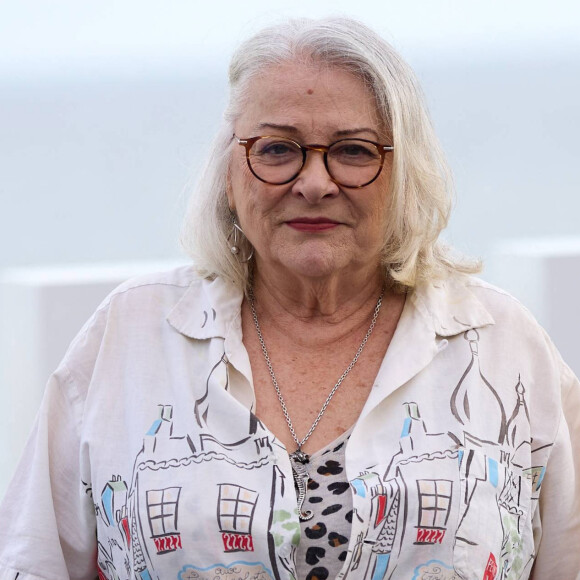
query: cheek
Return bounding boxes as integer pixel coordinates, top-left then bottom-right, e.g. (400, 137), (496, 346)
(228, 158), (252, 212)
(231, 177), (279, 228)
(360, 190), (390, 243)
(231, 184), (265, 233)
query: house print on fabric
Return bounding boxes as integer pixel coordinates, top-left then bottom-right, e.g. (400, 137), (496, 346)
(92, 353), (295, 580)
(90, 326), (552, 580)
(341, 330), (549, 580)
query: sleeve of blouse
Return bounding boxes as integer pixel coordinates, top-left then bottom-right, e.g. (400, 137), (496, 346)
(531, 362), (580, 579)
(0, 364), (97, 580)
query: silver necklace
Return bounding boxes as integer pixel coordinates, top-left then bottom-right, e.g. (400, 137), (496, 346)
(249, 287), (384, 520)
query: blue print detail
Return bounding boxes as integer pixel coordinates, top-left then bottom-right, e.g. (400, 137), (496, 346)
(488, 457), (499, 487)
(351, 479), (367, 498)
(401, 417), (412, 437)
(147, 419), (163, 436)
(537, 466), (546, 490)
(371, 553), (390, 580)
(101, 486), (114, 524)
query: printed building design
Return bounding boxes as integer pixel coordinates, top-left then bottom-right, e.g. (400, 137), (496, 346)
(343, 331), (548, 580)
(93, 355), (287, 580)
(346, 402), (460, 580)
(146, 487), (183, 554)
(217, 484), (259, 552)
(92, 333), (551, 580)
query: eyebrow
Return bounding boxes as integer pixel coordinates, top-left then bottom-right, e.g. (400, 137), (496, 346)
(334, 127), (381, 140)
(252, 123), (381, 141)
(253, 123), (299, 134)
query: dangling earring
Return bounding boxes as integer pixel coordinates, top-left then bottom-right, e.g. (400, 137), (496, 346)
(228, 220), (254, 263)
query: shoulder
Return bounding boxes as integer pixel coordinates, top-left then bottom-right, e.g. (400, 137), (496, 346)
(59, 265), (209, 382)
(445, 273), (573, 404)
(99, 263), (204, 308)
(410, 272), (546, 343)
(463, 275), (535, 319)
(416, 272), (572, 394)
(440, 273), (550, 338)
(462, 276), (567, 363)
(87, 263), (215, 321)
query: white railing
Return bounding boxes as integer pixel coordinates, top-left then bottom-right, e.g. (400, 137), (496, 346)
(487, 237), (580, 377)
(0, 260), (184, 498)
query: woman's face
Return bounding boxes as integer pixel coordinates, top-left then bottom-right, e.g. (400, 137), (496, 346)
(227, 62), (392, 283)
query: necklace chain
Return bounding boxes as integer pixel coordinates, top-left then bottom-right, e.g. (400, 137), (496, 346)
(249, 287), (384, 452)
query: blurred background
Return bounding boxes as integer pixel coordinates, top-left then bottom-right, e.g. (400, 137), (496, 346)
(1, 0), (579, 496)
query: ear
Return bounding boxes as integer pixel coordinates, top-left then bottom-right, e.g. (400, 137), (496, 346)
(226, 169), (236, 211)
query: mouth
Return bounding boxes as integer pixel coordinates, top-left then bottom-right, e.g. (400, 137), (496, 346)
(285, 217), (342, 232)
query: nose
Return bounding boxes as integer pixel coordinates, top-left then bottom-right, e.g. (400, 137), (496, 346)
(290, 149), (339, 202)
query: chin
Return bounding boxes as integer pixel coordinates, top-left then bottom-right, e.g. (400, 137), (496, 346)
(277, 248), (349, 280)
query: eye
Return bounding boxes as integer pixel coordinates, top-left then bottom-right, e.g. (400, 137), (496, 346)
(330, 140), (380, 165)
(251, 138), (302, 165)
(266, 142), (294, 155)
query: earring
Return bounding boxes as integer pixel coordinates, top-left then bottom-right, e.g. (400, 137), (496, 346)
(228, 221), (254, 263)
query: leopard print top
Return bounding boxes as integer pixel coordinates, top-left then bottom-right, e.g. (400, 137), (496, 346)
(295, 428), (353, 580)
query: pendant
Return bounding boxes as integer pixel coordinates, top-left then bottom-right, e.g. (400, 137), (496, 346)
(289, 448), (313, 521)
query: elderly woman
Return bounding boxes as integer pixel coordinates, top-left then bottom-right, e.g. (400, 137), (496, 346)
(0, 17), (578, 580)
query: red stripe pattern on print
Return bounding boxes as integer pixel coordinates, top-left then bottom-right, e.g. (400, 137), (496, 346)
(154, 533), (183, 554)
(415, 527), (446, 544)
(222, 532), (255, 552)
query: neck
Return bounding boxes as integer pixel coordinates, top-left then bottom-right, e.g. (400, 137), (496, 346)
(248, 263), (391, 353)
(251, 260), (386, 322)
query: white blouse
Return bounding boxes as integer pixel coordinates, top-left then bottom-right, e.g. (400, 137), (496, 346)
(0, 266), (578, 580)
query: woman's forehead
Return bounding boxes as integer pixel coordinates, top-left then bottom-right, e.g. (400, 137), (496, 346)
(237, 62), (384, 139)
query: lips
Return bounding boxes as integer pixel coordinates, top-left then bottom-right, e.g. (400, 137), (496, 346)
(285, 217), (341, 232)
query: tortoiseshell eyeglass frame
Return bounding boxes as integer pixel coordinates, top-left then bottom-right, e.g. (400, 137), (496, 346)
(233, 134), (394, 188)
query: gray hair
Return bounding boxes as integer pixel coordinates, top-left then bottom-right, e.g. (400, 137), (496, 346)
(181, 17), (479, 291)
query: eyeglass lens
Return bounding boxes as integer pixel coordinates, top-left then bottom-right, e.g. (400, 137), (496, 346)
(247, 137), (384, 187)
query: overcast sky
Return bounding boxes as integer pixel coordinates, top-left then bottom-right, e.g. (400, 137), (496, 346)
(1, 0), (579, 78)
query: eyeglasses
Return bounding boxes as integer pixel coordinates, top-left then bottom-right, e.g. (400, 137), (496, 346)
(234, 135), (394, 188)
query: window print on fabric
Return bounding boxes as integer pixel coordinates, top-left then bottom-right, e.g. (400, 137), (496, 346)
(415, 479), (453, 545)
(342, 330), (550, 580)
(218, 484), (259, 552)
(89, 351), (294, 580)
(146, 487), (183, 554)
